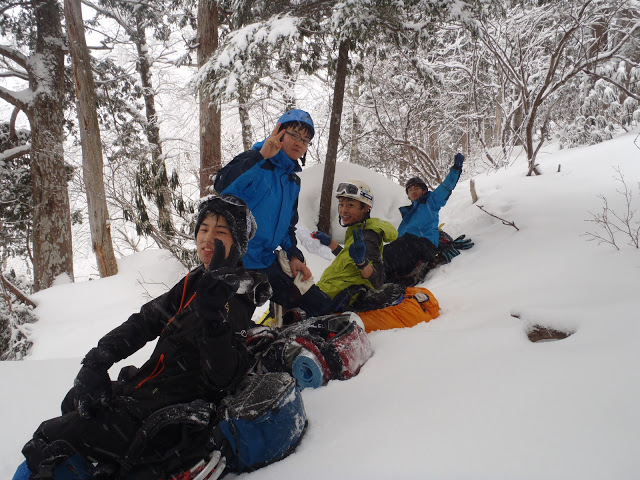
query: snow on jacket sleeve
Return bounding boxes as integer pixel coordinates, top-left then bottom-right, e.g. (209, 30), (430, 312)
(427, 166), (461, 211)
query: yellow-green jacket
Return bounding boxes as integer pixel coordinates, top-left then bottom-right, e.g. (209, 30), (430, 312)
(317, 217), (398, 299)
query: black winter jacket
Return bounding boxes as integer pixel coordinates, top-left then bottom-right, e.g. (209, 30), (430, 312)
(82, 264), (268, 412)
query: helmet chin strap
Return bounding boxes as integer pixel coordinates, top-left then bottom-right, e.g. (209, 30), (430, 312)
(338, 213), (370, 228)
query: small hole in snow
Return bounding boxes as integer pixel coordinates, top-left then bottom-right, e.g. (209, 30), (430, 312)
(527, 325), (573, 343)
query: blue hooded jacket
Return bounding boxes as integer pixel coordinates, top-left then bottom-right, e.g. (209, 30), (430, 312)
(398, 166), (461, 246)
(214, 141), (304, 270)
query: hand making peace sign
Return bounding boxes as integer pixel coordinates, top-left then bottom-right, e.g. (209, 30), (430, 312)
(259, 123), (286, 159)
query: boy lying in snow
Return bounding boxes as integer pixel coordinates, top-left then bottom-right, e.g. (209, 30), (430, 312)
(383, 153), (474, 286)
(311, 180), (404, 313)
(14, 195), (271, 480)
(311, 181), (441, 333)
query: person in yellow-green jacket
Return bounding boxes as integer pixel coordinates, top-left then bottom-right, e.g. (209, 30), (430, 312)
(311, 180), (402, 313)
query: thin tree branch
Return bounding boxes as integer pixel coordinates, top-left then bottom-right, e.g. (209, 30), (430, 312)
(476, 205), (519, 231)
(1, 274), (37, 308)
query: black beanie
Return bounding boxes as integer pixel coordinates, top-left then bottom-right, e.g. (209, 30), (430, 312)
(405, 177), (428, 194)
(194, 194), (256, 257)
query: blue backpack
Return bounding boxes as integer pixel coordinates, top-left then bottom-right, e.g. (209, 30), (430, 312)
(216, 372), (307, 473)
(12, 373), (306, 480)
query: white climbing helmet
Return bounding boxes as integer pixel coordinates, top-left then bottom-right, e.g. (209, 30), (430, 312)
(335, 180), (374, 208)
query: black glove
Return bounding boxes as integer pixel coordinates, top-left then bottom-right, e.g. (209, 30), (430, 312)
(196, 240), (243, 320)
(439, 242), (461, 263)
(246, 326), (278, 356)
(250, 272), (272, 307)
(452, 235), (474, 250)
(73, 365), (112, 419)
(453, 153), (465, 170)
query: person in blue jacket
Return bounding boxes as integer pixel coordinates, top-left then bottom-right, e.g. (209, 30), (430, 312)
(214, 109), (328, 318)
(384, 153), (474, 285)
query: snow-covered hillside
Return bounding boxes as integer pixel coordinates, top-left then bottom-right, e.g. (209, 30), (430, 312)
(2, 132), (640, 479)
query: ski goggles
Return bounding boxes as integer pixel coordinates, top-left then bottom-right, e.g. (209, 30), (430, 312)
(336, 183), (373, 202)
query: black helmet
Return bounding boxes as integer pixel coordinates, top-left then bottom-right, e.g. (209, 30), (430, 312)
(405, 177), (428, 194)
(194, 194), (257, 257)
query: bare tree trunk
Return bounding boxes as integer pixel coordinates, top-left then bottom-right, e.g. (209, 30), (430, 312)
(349, 84), (360, 164)
(493, 85), (503, 147)
(133, 18), (174, 232)
(65, 0), (118, 278)
(238, 86), (253, 151)
(427, 122), (439, 162)
(198, 0), (222, 196)
(318, 39), (350, 235)
(511, 102), (523, 146)
(29, 0), (74, 291)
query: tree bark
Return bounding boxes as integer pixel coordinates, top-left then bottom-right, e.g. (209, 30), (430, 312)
(198, 0), (222, 196)
(65, 0), (118, 278)
(29, 0), (74, 291)
(349, 84), (360, 164)
(238, 86), (253, 152)
(133, 18), (174, 233)
(317, 39), (350, 235)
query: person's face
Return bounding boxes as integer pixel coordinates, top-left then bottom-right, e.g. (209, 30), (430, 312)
(281, 125), (311, 161)
(196, 214), (234, 268)
(407, 185), (425, 202)
(338, 197), (370, 225)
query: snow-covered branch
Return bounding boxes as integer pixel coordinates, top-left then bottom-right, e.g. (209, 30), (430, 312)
(81, 0), (135, 36)
(0, 44), (28, 70)
(584, 68), (640, 102)
(0, 144), (30, 163)
(0, 86), (32, 112)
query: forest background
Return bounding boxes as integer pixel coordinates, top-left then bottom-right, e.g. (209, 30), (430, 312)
(1, 0), (639, 359)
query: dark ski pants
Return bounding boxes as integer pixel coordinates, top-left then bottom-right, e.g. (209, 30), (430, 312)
(250, 258), (331, 318)
(22, 396), (146, 478)
(383, 233), (438, 282)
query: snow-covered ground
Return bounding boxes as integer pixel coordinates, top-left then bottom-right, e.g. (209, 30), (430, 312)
(2, 131), (640, 479)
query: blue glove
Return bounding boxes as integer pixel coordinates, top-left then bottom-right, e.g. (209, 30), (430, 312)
(311, 231), (332, 246)
(453, 153), (465, 170)
(452, 235), (474, 250)
(349, 228), (367, 266)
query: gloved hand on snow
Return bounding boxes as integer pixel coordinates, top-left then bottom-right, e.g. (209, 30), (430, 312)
(452, 235), (474, 250)
(349, 228), (367, 267)
(311, 230), (332, 246)
(74, 364), (112, 419)
(439, 242), (461, 263)
(453, 153), (465, 170)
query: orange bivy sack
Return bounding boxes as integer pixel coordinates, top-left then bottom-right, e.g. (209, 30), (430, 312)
(357, 286), (440, 333)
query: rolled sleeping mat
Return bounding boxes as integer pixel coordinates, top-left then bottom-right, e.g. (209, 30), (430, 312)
(292, 349), (326, 389)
